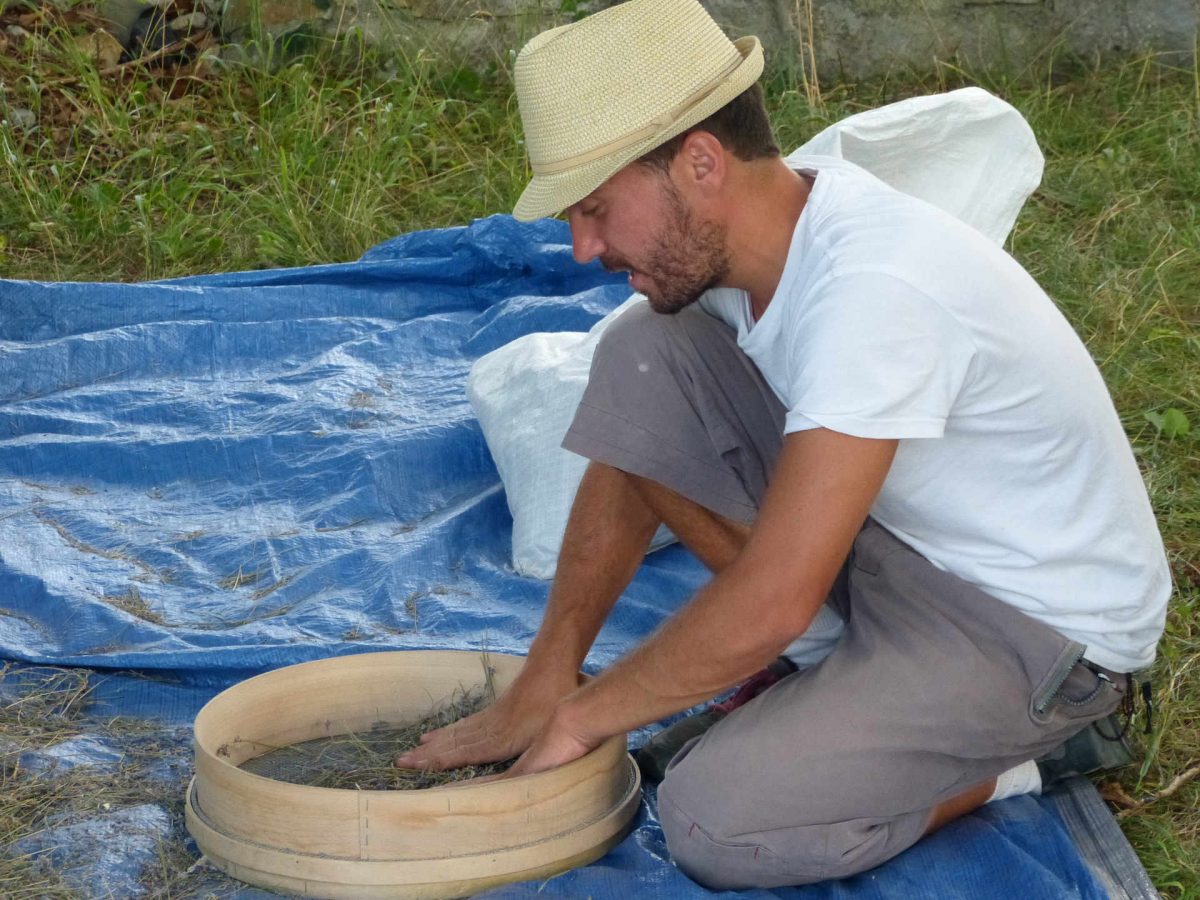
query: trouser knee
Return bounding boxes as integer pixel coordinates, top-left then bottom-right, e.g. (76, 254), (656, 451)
(657, 775), (802, 890)
(655, 717), (931, 890)
(658, 771), (925, 889)
(564, 301), (786, 523)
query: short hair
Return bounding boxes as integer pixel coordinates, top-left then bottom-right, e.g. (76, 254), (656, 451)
(637, 82), (780, 172)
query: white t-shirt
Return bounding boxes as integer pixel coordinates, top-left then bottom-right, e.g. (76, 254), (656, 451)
(699, 155), (1169, 673)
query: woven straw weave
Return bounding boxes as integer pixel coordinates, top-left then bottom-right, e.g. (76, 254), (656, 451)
(513, 0), (763, 220)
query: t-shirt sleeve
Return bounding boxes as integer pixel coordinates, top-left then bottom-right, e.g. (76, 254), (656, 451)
(782, 271), (977, 439)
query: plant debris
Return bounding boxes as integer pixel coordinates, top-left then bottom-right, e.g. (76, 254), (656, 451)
(240, 684), (510, 790)
(0, 665), (195, 898)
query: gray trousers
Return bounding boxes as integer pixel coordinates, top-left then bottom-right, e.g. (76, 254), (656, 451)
(562, 301), (1125, 889)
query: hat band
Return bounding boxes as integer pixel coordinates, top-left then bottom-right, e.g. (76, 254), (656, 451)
(529, 52), (746, 178)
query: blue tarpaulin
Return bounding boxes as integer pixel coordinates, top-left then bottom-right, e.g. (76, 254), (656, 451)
(0, 216), (1140, 898)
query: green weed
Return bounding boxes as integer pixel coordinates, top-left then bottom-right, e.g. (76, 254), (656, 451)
(0, 10), (1196, 895)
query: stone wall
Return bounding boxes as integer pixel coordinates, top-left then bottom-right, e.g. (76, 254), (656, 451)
(797, 0), (1198, 81)
(221, 0), (1198, 79)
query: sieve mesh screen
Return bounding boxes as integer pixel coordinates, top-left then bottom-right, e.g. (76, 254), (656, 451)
(240, 675), (512, 790)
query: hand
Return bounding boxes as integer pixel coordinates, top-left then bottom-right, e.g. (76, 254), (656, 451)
(394, 667), (577, 771)
(506, 710), (600, 777)
(485, 704), (600, 781)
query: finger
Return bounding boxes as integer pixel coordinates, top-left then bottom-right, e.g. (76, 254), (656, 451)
(398, 738), (510, 770)
(396, 728), (515, 770)
(410, 724), (489, 758)
(395, 737), (458, 769)
(398, 736), (446, 763)
(418, 712), (491, 748)
(416, 718), (467, 746)
(407, 725), (469, 758)
(395, 743), (493, 772)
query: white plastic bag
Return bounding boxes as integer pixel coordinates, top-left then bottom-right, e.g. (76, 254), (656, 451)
(467, 297), (676, 579)
(792, 86), (1043, 245)
(471, 88), (1044, 579)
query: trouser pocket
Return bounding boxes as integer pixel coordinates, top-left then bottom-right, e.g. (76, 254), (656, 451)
(1031, 655), (1125, 726)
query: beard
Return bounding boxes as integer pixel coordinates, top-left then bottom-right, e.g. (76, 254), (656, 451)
(603, 179), (731, 315)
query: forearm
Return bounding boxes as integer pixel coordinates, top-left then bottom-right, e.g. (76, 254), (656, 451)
(554, 555), (821, 739)
(395, 462), (660, 770)
(522, 461), (661, 680)
(549, 430), (898, 746)
(498, 433), (895, 780)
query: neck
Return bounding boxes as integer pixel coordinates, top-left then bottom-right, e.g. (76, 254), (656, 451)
(720, 160), (811, 320)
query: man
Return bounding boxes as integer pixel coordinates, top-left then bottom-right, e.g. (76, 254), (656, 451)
(396, 0), (1170, 887)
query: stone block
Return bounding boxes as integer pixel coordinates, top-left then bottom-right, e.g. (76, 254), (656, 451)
(216, 0), (1196, 78)
(223, 0), (328, 37)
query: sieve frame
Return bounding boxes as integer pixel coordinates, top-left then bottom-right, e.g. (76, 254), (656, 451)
(186, 650), (642, 899)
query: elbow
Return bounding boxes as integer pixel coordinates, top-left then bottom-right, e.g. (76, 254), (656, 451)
(724, 560), (827, 660)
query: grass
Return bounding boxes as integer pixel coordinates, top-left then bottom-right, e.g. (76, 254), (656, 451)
(1, 3), (1198, 896)
(771, 59), (1200, 893)
(101, 587), (165, 624)
(1, 3), (526, 279)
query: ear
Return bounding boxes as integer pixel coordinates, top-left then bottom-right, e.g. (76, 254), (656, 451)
(671, 131), (727, 198)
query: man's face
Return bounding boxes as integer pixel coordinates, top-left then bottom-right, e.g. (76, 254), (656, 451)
(567, 165), (730, 314)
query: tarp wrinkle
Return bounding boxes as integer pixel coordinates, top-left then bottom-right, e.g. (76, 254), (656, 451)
(0, 215), (1128, 898)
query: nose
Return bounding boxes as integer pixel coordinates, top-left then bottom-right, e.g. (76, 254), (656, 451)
(568, 212), (605, 265)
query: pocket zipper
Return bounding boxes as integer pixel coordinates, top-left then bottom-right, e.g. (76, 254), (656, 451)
(1034, 643), (1087, 716)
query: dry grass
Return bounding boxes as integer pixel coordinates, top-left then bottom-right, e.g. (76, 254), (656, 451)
(241, 684), (508, 790)
(0, 1), (1196, 892)
(0, 665), (178, 898)
(1, 659), (510, 896)
(216, 567), (262, 590)
(101, 587), (165, 625)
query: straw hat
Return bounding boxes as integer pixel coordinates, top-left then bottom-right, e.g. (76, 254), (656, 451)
(512, 0), (764, 222)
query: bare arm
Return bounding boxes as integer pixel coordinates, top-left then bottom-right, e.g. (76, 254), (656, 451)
(395, 460), (660, 769)
(503, 429), (898, 774)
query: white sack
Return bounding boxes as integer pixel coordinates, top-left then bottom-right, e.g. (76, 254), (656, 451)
(467, 328), (591, 580)
(792, 86), (1043, 246)
(470, 87), (1044, 579)
(467, 297), (674, 580)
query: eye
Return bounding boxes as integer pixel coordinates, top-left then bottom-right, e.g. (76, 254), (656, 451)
(566, 200), (603, 225)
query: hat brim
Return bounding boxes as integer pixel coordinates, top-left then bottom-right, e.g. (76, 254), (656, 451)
(513, 36), (764, 222)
